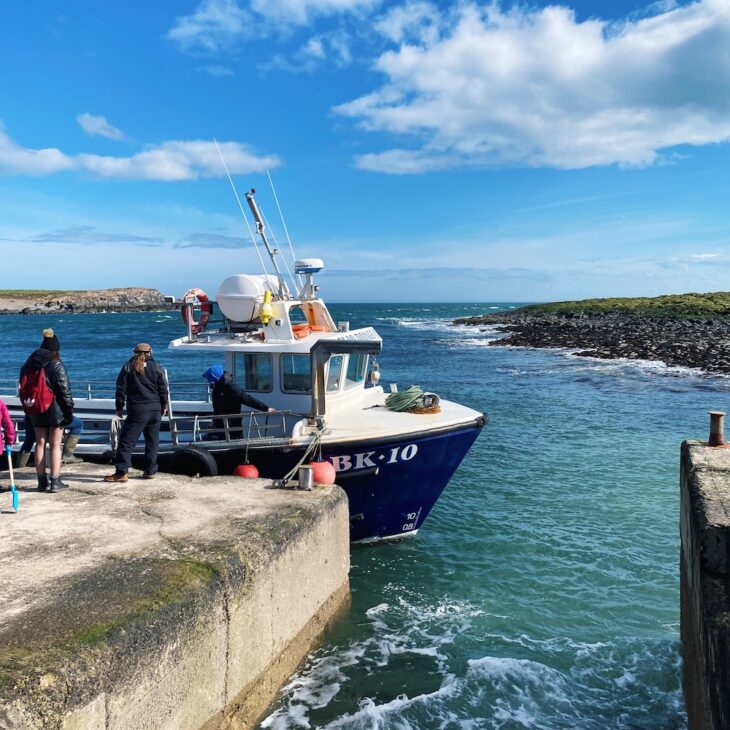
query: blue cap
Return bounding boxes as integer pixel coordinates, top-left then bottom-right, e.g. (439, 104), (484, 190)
(202, 364), (225, 384)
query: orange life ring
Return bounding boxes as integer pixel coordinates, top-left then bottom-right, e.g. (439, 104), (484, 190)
(292, 323), (309, 332)
(309, 325), (327, 332)
(293, 325), (310, 339)
(181, 288), (213, 334)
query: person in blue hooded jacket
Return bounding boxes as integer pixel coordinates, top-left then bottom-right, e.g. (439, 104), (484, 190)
(203, 365), (273, 439)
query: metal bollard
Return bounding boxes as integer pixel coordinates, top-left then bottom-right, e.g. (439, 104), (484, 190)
(708, 410), (727, 447)
(297, 465), (314, 491)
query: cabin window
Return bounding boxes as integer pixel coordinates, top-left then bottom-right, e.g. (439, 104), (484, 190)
(281, 354), (312, 393)
(233, 353), (273, 392)
(345, 353), (368, 389)
(327, 355), (344, 392)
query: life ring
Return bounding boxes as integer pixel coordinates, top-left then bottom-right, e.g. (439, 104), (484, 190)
(292, 323), (310, 339)
(181, 288), (213, 334)
(310, 325), (327, 332)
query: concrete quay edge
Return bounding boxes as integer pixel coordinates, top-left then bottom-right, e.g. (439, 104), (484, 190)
(0, 463), (350, 729)
(680, 440), (730, 730)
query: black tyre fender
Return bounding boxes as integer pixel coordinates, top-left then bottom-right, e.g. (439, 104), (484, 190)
(170, 446), (218, 477)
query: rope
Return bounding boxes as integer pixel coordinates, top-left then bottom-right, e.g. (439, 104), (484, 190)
(276, 428), (324, 488)
(110, 416), (122, 451)
(386, 385), (425, 412)
(385, 386), (441, 414)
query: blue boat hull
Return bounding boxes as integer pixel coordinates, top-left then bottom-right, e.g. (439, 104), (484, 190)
(196, 419), (485, 543)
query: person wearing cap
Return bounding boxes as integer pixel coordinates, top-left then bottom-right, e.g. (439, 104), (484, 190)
(104, 343), (168, 482)
(202, 364), (274, 440)
(18, 328), (74, 492)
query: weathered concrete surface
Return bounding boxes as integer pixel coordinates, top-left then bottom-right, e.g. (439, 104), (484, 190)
(680, 440), (730, 730)
(0, 463), (350, 729)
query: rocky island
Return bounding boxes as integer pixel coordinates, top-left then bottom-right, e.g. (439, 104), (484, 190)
(0, 288), (173, 315)
(454, 292), (730, 374)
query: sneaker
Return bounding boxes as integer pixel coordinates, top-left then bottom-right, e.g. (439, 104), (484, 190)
(103, 472), (128, 483)
(37, 474), (49, 492)
(142, 472), (156, 480)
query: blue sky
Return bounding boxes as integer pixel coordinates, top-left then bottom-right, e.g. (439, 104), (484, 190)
(0, 0), (729, 302)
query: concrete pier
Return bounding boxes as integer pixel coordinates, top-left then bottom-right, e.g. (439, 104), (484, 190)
(680, 440), (730, 730)
(0, 464), (350, 729)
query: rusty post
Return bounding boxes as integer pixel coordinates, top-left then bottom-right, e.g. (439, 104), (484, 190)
(708, 410), (726, 447)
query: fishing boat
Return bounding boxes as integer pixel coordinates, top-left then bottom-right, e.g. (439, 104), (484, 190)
(2, 187), (486, 543)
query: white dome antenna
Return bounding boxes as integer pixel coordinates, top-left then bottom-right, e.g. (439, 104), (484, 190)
(295, 258), (325, 299)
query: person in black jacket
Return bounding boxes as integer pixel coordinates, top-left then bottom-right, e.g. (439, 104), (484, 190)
(19, 328), (74, 492)
(202, 364), (273, 439)
(105, 343), (168, 482)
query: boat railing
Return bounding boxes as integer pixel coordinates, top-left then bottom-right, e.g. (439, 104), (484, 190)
(6, 408), (306, 450)
(0, 378), (17, 398)
(167, 410), (303, 447)
(0, 378), (212, 403)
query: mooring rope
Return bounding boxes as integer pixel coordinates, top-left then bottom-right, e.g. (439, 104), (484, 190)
(277, 427), (324, 487)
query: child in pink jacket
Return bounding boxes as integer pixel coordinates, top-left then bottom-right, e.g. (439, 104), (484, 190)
(0, 398), (15, 450)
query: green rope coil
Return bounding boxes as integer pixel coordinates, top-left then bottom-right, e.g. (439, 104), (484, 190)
(385, 385), (424, 412)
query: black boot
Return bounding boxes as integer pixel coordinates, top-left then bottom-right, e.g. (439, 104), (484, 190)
(49, 475), (69, 492)
(37, 473), (48, 492)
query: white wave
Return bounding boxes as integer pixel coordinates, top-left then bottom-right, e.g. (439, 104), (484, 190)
(260, 597), (482, 728)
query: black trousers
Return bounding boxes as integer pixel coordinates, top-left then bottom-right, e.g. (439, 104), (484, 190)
(115, 410), (161, 475)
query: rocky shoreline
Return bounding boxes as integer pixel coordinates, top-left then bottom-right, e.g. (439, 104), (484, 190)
(453, 310), (730, 374)
(0, 288), (173, 315)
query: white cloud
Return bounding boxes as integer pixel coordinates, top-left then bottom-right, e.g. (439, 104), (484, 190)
(201, 64), (235, 76)
(374, 1), (441, 45)
(259, 30), (353, 72)
(335, 0), (730, 173)
(167, 0), (252, 52)
(77, 113), (127, 141)
(0, 129), (280, 181)
(167, 0), (378, 52)
(250, 0), (379, 25)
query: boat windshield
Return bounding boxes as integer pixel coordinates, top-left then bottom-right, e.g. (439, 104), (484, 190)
(233, 353), (273, 392)
(346, 353), (368, 388)
(281, 353), (312, 393)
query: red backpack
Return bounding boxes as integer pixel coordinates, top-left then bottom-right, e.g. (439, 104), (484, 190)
(19, 367), (54, 416)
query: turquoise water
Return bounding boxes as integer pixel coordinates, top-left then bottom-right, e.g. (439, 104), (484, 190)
(3, 304), (724, 727)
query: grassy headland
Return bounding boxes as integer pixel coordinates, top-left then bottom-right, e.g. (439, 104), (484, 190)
(519, 291), (730, 318)
(0, 287), (169, 314)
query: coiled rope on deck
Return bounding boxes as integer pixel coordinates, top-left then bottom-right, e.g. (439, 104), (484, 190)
(385, 386), (441, 414)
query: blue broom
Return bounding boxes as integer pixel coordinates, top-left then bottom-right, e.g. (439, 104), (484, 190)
(5, 445), (18, 512)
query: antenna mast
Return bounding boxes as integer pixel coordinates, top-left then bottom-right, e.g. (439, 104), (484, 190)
(245, 188), (287, 298)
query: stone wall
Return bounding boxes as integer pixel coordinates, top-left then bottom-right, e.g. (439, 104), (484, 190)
(680, 440), (730, 729)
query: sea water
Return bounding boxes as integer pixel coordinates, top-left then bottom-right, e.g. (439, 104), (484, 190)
(4, 303), (721, 728)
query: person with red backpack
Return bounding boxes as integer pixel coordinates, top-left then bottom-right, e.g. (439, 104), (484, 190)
(19, 328), (74, 492)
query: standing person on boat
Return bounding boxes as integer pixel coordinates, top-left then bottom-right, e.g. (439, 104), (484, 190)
(19, 328), (74, 492)
(202, 365), (274, 439)
(105, 343), (168, 483)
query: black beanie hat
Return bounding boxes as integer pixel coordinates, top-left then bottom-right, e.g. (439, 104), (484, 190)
(40, 327), (60, 352)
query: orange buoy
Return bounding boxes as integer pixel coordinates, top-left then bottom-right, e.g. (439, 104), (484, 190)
(233, 464), (259, 478)
(309, 460), (336, 484)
